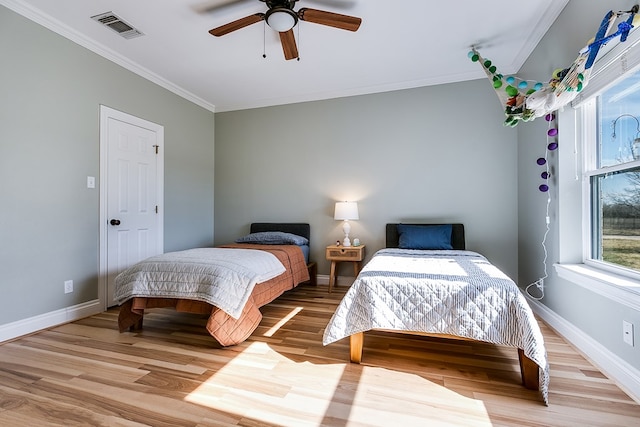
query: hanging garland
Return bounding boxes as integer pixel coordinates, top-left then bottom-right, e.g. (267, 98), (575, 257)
(468, 6), (637, 193)
(468, 6), (637, 128)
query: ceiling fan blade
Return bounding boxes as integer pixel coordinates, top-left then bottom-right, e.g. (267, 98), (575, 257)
(209, 13), (265, 36)
(297, 8), (361, 32)
(279, 30), (299, 60)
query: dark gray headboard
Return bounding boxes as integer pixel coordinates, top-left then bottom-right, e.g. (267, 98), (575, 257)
(250, 222), (310, 242)
(385, 223), (465, 250)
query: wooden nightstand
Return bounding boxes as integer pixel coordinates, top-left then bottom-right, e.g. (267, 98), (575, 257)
(325, 244), (365, 293)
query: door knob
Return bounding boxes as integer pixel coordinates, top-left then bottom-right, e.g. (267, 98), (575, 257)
(110, 219), (121, 226)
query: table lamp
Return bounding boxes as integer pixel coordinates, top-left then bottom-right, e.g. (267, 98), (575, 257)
(334, 201), (359, 247)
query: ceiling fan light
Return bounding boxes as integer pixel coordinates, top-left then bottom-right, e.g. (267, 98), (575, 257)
(266, 8), (297, 32)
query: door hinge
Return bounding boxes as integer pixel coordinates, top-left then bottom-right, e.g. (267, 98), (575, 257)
(155, 205), (158, 214)
(153, 145), (159, 154)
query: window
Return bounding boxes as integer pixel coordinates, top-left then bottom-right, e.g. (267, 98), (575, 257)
(555, 24), (640, 306)
(583, 67), (640, 277)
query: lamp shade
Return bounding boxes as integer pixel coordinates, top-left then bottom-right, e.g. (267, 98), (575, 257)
(334, 202), (359, 221)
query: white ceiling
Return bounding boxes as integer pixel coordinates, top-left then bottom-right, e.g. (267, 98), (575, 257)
(3, 0), (569, 112)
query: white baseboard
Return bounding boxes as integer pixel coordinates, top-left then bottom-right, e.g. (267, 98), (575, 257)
(0, 277), (337, 344)
(527, 296), (640, 404)
(317, 274), (329, 285)
(0, 299), (102, 343)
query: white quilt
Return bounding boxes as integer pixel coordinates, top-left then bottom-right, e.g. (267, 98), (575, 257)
(114, 248), (285, 319)
(323, 248), (549, 404)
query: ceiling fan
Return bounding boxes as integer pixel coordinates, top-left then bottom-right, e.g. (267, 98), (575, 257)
(208, 0), (362, 60)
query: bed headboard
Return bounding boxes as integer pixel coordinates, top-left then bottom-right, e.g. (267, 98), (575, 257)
(250, 222), (311, 242)
(385, 223), (465, 250)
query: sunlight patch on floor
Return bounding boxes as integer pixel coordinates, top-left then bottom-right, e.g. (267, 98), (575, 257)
(184, 342), (492, 427)
(184, 341), (346, 422)
(263, 306), (303, 337)
(342, 365), (492, 427)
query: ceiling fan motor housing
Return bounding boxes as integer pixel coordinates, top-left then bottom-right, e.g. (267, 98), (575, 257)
(265, 7), (298, 32)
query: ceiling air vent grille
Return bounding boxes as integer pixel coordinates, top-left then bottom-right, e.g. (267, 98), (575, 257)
(91, 12), (144, 39)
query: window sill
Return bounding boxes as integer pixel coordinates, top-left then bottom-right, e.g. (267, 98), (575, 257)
(554, 263), (640, 311)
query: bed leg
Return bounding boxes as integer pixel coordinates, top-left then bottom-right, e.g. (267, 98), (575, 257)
(307, 262), (317, 286)
(129, 317), (143, 332)
(518, 348), (540, 390)
(350, 332), (364, 364)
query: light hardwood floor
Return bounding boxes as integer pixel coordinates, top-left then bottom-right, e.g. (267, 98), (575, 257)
(0, 284), (639, 426)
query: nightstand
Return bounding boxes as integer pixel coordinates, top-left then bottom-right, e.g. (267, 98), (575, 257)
(325, 245), (365, 293)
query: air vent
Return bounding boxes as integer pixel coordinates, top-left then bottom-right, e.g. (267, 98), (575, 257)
(91, 12), (144, 39)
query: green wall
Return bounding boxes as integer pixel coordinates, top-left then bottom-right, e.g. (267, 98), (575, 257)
(517, 0), (640, 371)
(0, 6), (215, 324)
(6, 0), (637, 393)
(215, 80), (518, 279)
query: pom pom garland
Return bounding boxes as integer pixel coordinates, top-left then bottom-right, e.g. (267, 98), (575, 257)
(537, 112), (559, 192)
(468, 5), (638, 128)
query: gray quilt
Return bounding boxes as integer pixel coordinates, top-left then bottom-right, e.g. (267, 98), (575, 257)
(114, 248), (286, 319)
(322, 248), (549, 404)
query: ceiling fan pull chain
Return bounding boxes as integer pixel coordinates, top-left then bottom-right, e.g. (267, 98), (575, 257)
(263, 21), (267, 58)
(296, 22), (301, 61)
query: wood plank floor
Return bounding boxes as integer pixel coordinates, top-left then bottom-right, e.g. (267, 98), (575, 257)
(0, 284), (639, 426)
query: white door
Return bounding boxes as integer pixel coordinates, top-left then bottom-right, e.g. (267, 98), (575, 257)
(100, 106), (164, 308)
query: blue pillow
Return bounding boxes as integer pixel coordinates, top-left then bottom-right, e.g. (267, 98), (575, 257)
(397, 224), (453, 250)
(235, 231), (309, 246)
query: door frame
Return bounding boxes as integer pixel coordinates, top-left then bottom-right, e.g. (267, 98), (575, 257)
(98, 105), (164, 310)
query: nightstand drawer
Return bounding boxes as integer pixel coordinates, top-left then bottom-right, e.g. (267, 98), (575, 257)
(326, 245), (364, 261)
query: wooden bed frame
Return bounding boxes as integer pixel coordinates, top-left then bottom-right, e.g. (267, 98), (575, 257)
(348, 223), (540, 391)
(119, 222), (314, 346)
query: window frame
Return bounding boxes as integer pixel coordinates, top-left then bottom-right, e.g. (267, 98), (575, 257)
(554, 28), (640, 307)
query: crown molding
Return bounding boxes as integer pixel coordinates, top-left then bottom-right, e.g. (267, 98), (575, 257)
(509, 0), (571, 72)
(1, 0), (217, 112)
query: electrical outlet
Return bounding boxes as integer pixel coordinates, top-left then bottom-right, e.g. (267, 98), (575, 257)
(623, 320), (634, 346)
(64, 280), (73, 294)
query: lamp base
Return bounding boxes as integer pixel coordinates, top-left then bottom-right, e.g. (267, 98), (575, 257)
(342, 220), (352, 247)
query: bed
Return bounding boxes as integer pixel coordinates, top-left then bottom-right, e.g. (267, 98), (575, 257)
(322, 223), (550, 404)
(115, 222), (311, 346)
